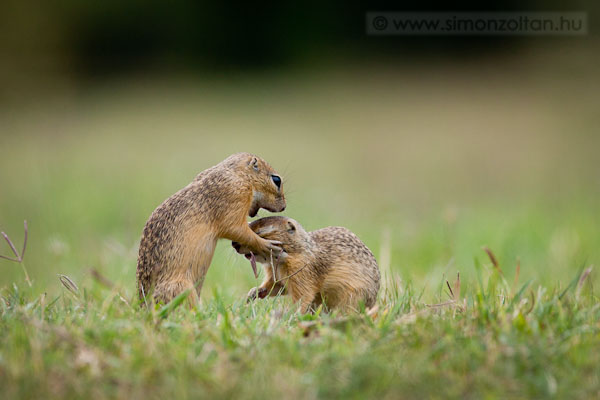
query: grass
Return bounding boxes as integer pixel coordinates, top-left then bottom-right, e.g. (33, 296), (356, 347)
(1, 259), (598, 399)
(1, 52), (600, 398)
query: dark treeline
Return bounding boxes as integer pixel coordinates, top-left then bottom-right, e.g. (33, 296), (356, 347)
(0, 0), (592, 77)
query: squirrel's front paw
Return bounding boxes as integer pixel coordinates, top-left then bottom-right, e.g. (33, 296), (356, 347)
(260, 238), (283, 254)
(247, 287), (257, 302)
(247, 287), (268, 302)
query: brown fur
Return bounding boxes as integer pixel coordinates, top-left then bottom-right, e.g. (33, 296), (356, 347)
(233, 216), (380, 313)
(136, 153), (285, 305)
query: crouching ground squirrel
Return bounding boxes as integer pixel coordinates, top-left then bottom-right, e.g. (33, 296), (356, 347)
(137, 153), (285, 305)
(232, 216), (380, 313)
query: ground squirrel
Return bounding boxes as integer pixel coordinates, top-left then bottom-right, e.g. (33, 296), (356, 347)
(232, 216), (380, 313)
(137, 153), (286, 305)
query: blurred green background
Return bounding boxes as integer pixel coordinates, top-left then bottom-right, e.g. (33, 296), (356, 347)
(0, 1), (598, 300)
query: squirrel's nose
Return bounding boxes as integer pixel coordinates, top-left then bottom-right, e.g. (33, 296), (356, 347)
(232, 242), (240, 251)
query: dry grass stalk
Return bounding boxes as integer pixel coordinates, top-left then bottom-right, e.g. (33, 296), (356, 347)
(90, 268), (114, 288)
(442, 272), (463, 312)
(513, 257), (521, 294)
(58, 274), (79, 296)
(482, 246), (503, 275)
(0, 220), (31, 286)
(576, 266), (593, 299)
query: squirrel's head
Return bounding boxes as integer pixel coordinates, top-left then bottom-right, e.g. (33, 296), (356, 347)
(232, 216), (309, 263)
(233, 153), (286, 217)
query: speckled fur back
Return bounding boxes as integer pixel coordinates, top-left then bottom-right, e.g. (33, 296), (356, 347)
(310, 226), (379, 274)
(310, 226), (380, 308)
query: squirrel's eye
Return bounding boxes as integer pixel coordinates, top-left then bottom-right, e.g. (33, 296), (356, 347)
(271, 175), (281, 189)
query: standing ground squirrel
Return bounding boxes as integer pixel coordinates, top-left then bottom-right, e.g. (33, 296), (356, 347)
(137, 153), (285, 305)
(232, 216), (380, 313)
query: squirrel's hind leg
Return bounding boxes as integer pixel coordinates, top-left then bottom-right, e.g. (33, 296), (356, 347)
(155, 279), (200, 309)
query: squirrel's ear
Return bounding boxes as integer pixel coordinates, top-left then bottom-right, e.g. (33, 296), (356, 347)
(249, 157), (259, 171)
(287, 221), (296, 233)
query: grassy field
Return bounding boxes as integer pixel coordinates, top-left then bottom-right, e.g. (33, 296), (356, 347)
(1, 51), (599, 398)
